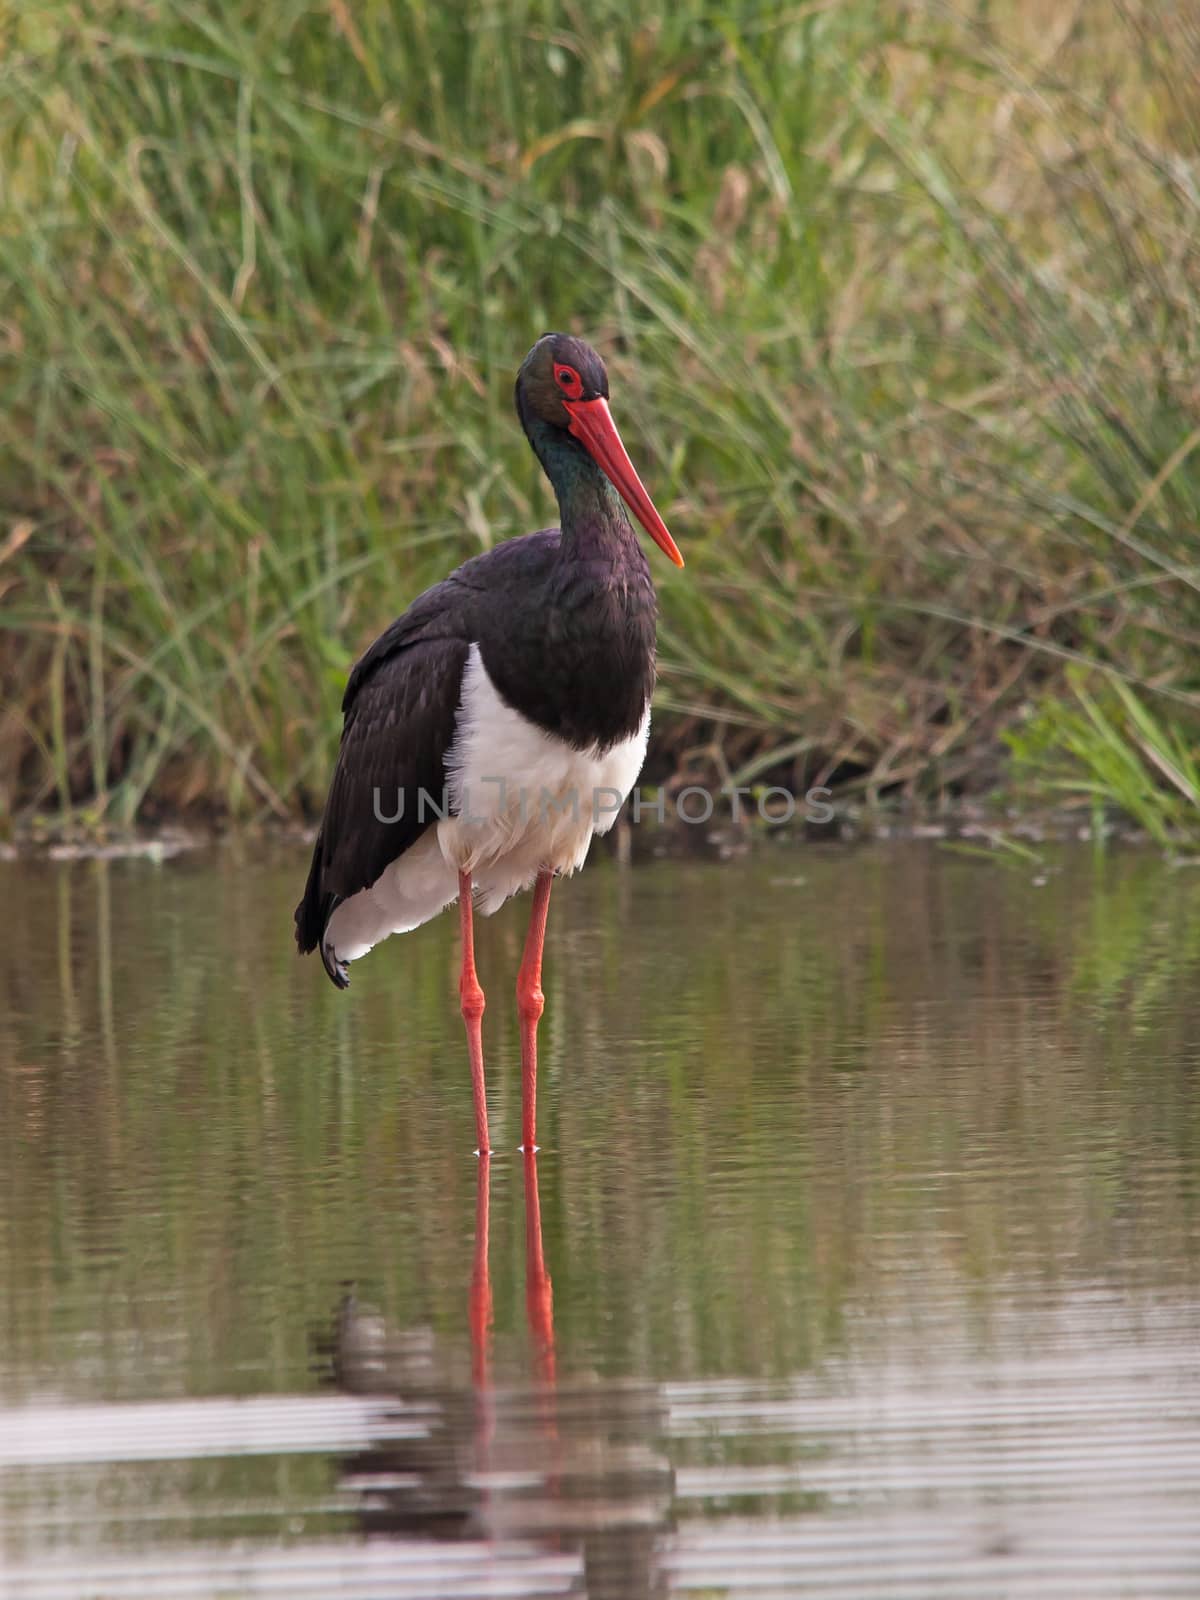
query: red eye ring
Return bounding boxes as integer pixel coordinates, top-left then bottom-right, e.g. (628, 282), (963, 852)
(553, 362), (584, 399)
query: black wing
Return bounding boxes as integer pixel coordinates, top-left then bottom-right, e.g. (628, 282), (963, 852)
(294, 633), (468, 985)
(294, 532), (562, 987)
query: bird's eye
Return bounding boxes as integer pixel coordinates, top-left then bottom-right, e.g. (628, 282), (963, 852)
(553, 363), (583, 397)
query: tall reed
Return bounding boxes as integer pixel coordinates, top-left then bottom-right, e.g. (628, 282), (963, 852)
(2, 2), (1197, 831)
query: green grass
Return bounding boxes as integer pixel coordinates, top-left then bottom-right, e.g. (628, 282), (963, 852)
(2, 1), (1199, 833)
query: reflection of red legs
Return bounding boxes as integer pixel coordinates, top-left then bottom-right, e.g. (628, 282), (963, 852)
(517, 869), (553, 1152)
(523, 1150), (556, 1388)
(458, 870), (489, 1154)
(469, 1153), (495, 1479)
(469, 1154), (493, 1391)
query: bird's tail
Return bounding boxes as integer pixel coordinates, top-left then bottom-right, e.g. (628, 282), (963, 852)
(294, 830), (349, 989)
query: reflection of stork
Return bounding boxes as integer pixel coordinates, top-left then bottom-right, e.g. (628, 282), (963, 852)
(330, 1154), (672, 1599)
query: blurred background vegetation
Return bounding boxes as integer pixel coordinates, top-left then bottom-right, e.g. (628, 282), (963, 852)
(2, 0), (1199, 837)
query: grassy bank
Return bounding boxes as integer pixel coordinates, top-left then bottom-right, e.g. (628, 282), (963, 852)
(2, 1), (1199, 834)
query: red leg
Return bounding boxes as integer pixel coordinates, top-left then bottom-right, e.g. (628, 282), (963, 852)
(458, 870), (489, 1154)
(517, 869), (553, 1152)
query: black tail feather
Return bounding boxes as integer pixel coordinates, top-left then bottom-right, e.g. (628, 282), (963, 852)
(294, 828), (348, 989)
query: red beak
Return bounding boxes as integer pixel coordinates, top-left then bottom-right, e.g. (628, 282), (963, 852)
(564, 397), (684, 568)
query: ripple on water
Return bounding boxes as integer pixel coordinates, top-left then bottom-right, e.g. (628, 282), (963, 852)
(1, 844), (1199, 1596)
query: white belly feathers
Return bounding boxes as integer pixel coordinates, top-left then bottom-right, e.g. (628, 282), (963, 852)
(324, 643), (649, 969)
(442, 643), (649, 909)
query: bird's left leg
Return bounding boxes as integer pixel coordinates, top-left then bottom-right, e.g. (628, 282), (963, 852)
(516, 868), (553, 1152)
(458, 870), (489, 1154)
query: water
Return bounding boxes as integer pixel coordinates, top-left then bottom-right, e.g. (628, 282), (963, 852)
(2, 840), (1199, 1597)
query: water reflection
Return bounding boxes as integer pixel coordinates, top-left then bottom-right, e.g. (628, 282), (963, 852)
(329, 1153), (670, 1598)
(1, 842), (1200, 1595)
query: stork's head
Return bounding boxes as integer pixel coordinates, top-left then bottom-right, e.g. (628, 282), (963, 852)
(515, 334), (683, 568)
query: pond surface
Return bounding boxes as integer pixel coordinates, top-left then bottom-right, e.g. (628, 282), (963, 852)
(1, 840), (1199, 1597)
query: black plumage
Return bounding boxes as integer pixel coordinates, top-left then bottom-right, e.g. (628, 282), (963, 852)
(294, 531), (656, 985)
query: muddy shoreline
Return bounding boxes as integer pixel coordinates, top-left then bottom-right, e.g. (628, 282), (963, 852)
(0, 801), (1163, 863)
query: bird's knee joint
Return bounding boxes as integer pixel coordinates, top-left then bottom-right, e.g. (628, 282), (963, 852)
(460, 980), (486, 1021)
(518, 983), (544, 1022)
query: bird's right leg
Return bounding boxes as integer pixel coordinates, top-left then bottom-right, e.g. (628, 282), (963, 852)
(458, 870), (489, 1154)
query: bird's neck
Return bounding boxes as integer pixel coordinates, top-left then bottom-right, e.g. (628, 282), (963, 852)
(526, 418), (636, 562)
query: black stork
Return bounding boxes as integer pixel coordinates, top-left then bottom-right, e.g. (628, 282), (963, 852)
(295, 333), (683, 1153)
